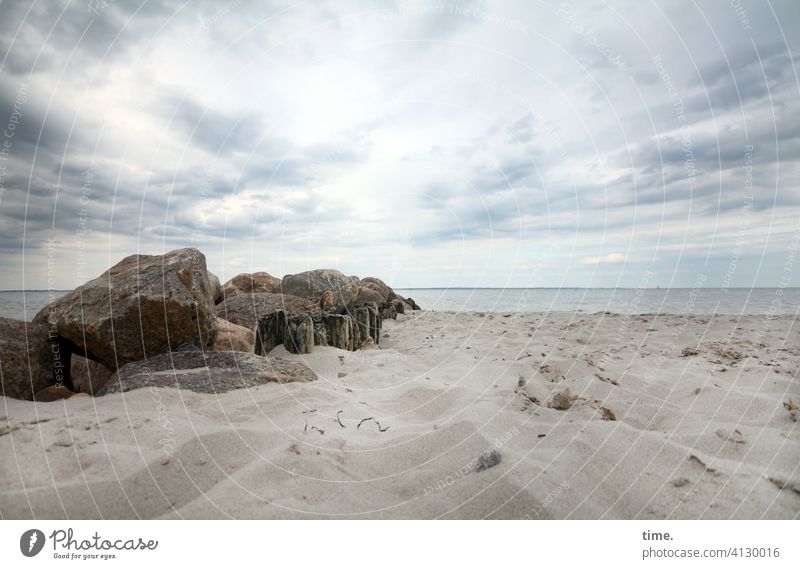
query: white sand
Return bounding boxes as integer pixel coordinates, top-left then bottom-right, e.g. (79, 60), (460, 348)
(2, 311), (799, 519)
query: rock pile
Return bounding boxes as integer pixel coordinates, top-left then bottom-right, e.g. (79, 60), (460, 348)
(1, 250), (419, 400)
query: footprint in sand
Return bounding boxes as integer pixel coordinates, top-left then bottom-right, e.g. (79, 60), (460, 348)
(536, 363), (565, 383)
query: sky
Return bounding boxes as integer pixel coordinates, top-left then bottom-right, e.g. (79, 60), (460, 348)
(0, 0), (798, 290)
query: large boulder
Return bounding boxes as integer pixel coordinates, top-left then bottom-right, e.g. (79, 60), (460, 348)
(97, 351), (316, 395)
(281, 269), (360, 312)
(221, 272), (281, 300)
(211, 317), (255, 352)
(360, 277), (393, 303)
(70, 355), (114, 395)
(208, 271), (223, 304)
(215, 292), (319, 331)
(356, 286), (386, 305)
(0, 317), (71, 400)
(33, 248), (217, 370)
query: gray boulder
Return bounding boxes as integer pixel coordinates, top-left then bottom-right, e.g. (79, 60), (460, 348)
(281, 269), (360, 312)
(98, 351), (316, 395)
(216, 292), (319, 331)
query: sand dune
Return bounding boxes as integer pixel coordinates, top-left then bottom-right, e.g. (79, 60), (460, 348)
(1, 311), (798, 519)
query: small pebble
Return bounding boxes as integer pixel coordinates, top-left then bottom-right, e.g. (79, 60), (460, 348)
(474, 449), (501, 472)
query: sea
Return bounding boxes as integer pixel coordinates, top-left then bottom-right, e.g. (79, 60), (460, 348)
(2, 288), (799, 321)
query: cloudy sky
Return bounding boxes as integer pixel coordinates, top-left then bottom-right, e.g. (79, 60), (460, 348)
(0, 0), (798, 290)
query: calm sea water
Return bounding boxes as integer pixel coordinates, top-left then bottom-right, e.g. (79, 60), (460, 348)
(1, 288), (798, 321)
(395, 288), (800, 315)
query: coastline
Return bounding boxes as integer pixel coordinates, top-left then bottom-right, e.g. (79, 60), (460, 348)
(2, 310), (798, 519)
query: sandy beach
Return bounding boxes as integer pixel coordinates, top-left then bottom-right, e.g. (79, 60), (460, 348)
(2, 310), (798, 519)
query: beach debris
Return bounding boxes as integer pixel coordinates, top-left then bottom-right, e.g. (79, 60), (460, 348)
(598, 406), (616, 421)
(680, 347), (699, 357)
(515, 378), (540, 409)
(548, 387), (575, 410)
(694, 387), (701, 395)
(767, 475), (800, 496)
(474, 449), (502, 472)
(688, 454), (720, 476)
(715, 428), (745, 444)
(288, 443), (301, 455)
(304, 420), (324, 435)
(537, 363), (565, 383)
(336, 411), (346, 428)
(671, 477), (691, 488)
(594, 373), (619, 386)
(357, 417), (389, 432)
(783, 399), (799, 422)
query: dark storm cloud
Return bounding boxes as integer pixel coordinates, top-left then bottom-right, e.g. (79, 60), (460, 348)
(0, 0), (181, 77)
(160, 93), (268, 156)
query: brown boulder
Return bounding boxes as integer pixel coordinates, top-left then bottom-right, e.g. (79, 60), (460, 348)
(221, 272), (281, 300)
(216, 293), (319, 331)
(98, 351), (316, 395)
(34, 385), (78, 402)
(33, 248), (217, 370)
(211, 317), (255, 352)
(0, 316), (71, 400)
(360, 277), (393, 303)
(281, 269), (360, 312)
(70, 355), (114, 395)
(356, 286), (386, 305)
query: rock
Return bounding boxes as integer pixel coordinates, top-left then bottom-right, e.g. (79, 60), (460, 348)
(475, 449), (502, 471)
(281, 269), (360, 313)
(356, 286), (386, 306)
(33, 385), (78, 402)
(254, 311), (315, 355)
(360, 277), (393, 303)
(319, 290), (334, 312)
(33, 248), (217, 370)
(221, 272), (281, 300)
(216, 293), (319, 331)
(381, 303), (397, 320)
(98, 351), (316, 395)
(70, 355), (114, 395)
(0, 317), (71, 400)
(208, 271), (222, 304)
(406, 297), (422, 311)
(548, 387), (575, 410)
(211, 317), (255, 352)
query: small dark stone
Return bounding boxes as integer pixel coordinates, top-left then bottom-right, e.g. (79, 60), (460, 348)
(474, 449), (502, 472)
